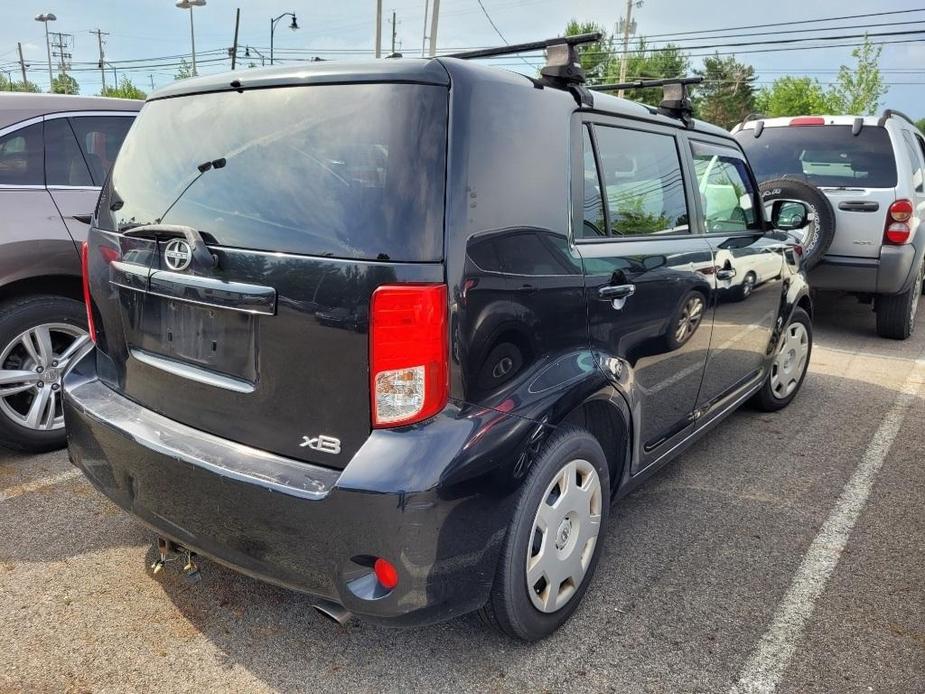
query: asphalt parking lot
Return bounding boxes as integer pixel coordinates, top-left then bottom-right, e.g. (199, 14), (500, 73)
(1, 291), (923, 694)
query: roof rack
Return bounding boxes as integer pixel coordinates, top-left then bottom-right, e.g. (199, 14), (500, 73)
(591, 77), (703, 127)
(878, 108), (917, 128)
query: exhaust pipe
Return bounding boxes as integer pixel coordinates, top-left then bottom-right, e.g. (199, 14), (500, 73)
(313, 599), (353, 625)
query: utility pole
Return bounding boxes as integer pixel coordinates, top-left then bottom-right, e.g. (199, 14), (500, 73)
(17, 42), (28, 84)
(617, 0), (641, 98)
(389, 11), (397, 55)
(90, 28), (109, 92)
(420, 0), (429, 57)
(375, 0), (383, 58)
(428, 0), (440, 56)
(149, 74), (155, 91)
(231, 7), (240, 69)
(49, 31), (73, 91)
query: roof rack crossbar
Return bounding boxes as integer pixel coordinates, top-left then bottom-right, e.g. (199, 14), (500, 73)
(591, 77), (703, 128)
(878, 108), (917, 128)
(590, 76), (703, 93)
(444, 32), (602, 61)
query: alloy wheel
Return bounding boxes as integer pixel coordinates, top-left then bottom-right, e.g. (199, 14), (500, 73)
(0, 324), (90, 432)
(675, 295), (704, 345)
(526, 459), (602, 613)
(769, 321), (809, 400)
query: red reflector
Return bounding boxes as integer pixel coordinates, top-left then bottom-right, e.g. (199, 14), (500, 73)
(373, 557), (399, 590)
(789, 117), (826, 126)
(889, 199), (913, 223)
(80, 241), (97, 343)
(369, 284), (448, 428)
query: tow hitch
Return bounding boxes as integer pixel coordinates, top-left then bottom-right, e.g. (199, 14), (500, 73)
(150, 536), (201, 583)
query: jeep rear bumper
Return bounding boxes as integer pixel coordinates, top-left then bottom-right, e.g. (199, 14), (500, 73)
(810, 239), (923, 295)
(63, 357), (520, 627)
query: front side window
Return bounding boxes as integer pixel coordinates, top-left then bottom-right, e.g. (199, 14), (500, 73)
(691, 142), (762, 233)
(0, 123), (43, 186)
(593, 125), (689, 236)
(45, 118), (93, 187)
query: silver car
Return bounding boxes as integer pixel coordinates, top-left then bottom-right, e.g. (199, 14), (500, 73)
(0, 93), (139, 451)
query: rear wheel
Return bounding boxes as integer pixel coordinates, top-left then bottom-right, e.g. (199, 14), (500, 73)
(875, 260), (924, 340)
(0, 296), (89, 452)
(479, 426), (610, 641)
(751, 307), (812, 412)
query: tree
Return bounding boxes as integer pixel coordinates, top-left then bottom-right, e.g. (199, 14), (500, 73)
(100, 77), (147, 100)
(693, 54), (757, 129)
(827, 36), (887, 115)
(564, 20), (613, 83)
(916, 118), (925, 133)
(755, 76), (838, 117)
(174, 58), (193, 81)
(606, 39), (690, 106)
(13, 80), (41, 93)
(51, 73), (79, 95)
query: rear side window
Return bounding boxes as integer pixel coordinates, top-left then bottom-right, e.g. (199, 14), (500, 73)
(0, 122), (43, 186)
(901, 130), (924, 193)
(691, 142), (762, 233)
(70, 116), (134, 185)
(592, 125), (689, 236)
(99, 84), (448, 262)
(737, 125), (898, 188)
(45, 118), (93, 187)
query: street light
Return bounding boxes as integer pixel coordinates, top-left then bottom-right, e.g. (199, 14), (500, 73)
(34, 12), (56, 91)
(244, 46), (266, 67)
(270, 12), (298, 65)
(175, 0), (206, 77)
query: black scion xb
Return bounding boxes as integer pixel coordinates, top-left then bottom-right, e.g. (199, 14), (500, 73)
(65, 35), (813, 641)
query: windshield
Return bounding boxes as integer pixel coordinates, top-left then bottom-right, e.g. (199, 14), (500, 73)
(736, 125), (897, 188)
(97, 83), (448, 262)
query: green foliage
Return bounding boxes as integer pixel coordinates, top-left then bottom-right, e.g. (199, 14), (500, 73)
(100, 77), (147, 100)
(565, 19), (613, 82)
(693, 54), (757, 129)
(916, 118), (925, 133)
(827, 36), (887, 115)
(13, 80), (41, 93)
(51, 73), (79, 95)
(606, 39), (690, 106)
(174, 58), (193, 81)
(755, 76), (840, 117)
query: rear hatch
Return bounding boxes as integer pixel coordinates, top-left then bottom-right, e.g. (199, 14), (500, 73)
(737, 123), (897, 259)
(87, 78), (448, 468)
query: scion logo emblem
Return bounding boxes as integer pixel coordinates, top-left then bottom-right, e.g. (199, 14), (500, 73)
(163, 238), (193, 271)
(300, 434), (341, 455)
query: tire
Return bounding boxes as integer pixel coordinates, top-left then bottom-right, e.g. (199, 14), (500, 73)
(759, 178), (836, 271)
(479, 425), (610, 641)
(0, 295), (88, 452)
(665, 290), (706, 351)
(734, 271), (757, 302)
(875, 259), (924, 340)
(751, 307), (812, 412)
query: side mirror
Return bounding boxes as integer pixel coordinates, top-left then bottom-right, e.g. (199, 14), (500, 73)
(770, 200), (810, 231)
(643, 255), (667, 271)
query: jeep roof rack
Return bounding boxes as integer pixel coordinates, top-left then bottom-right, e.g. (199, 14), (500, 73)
(878, 108), (917, 128)
(591, 77), (703, 128)
(445, 32), (602, 104)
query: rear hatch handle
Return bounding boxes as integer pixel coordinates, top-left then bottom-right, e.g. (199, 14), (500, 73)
(123, 224), (217, 273)
(837, 201), (880, 213)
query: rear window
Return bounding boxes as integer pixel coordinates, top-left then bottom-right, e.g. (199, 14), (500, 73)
(98, 83), (448, 262)
(736, 125), (897, 188)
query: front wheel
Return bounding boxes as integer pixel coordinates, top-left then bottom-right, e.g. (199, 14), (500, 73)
(751, 307), (812, 412)
(479, 426), (610, 641)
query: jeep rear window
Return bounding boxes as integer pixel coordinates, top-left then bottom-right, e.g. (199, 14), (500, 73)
(737, 125), (897, 188)
(97, 83), (447, 262)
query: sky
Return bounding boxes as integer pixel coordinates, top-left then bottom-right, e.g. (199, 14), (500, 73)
(0, 0), (923, 117)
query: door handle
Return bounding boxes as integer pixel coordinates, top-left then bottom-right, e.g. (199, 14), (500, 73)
(838, 201), (879, 212)
(598, 284), (635, 310)
(716, 268), (736, 280)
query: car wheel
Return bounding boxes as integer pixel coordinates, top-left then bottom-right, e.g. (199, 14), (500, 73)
(875, 260), (923, 340)
(751, 307), (812, 412)
(735, 271), (757, 302)
(666, 291), (706, 350)
(0, 295), (89, 452)
(479, 425), (610, 641)
(759, 178), (836, 271)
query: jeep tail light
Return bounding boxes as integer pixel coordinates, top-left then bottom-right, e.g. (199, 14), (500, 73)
(80, 241), (97, 343)
(370, 284), (448, 428)
(884, 199), (914, 245)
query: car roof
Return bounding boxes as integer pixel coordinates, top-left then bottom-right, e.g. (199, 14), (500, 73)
(0, 92), (140, 130)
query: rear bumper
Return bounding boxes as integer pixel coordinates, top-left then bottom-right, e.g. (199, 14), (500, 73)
(64, 357), (522, 627)
(810, 240), (922, 295)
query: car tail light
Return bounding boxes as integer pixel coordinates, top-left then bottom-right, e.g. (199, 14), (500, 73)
(789, 117), (826, 126)
(884, 199), (914, 245)
(369, 284), (448, 428)
(373, 557), (399, 590)
(80, 241), (97, 343)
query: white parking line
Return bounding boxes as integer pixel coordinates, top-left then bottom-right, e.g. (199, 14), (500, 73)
(0, 469), (83, 503)
(729, 358), (925, 694)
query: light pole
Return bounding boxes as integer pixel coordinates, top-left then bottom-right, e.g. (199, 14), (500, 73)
(244, 46), (266, 67)
(34, 12), (56, 91)
(270, 12), (298, 65)
(176, 0), (206, 77)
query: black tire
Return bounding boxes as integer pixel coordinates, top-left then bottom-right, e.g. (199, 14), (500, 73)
(479, 425), (610, 641)
(665, 290), (707, 351)
(0, 295), (87, 452)
(875, 260), (924, 340)
(734, 271), (758, 302)
(759, 178), (836, 271)
(751, 307), (812, 412)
